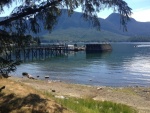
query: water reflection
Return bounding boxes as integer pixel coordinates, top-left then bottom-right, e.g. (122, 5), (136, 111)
(86, 51), (111, 59)
(11, 43), (150, 87)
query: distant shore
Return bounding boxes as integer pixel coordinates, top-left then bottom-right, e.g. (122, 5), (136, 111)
(8, 76), (150, 113)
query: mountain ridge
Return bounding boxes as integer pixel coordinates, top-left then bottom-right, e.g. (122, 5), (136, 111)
(43, 11), (150, 41)
(0, 11), (150, 42)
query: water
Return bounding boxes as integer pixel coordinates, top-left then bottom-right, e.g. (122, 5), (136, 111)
(11, 42), (150, 87)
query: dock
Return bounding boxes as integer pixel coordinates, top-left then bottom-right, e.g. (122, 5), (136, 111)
(1, 43), (112, 61)
(2, 45), (68, 61)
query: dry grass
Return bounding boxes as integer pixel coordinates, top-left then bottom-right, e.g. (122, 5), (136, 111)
(0, 78), (72, 113)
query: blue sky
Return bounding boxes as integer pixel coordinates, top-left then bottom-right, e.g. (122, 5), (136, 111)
(96, 0), (150, 22)
(0, 0), (150, 22)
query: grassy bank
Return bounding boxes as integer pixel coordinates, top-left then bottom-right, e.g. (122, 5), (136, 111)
(55, 96), (137, 113)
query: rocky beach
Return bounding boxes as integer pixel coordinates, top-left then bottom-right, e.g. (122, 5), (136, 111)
(2, 76), (150, 113)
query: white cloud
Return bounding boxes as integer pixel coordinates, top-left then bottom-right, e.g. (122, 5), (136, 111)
(131, 8), (150, 22)
(97, 9), (113, 19)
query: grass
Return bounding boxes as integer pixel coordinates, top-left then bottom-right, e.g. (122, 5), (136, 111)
(55, 98), (137, 113)
(0, 78), (69, 113)
(44, 91), (137, 113)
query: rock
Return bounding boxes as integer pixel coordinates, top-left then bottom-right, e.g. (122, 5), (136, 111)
(27, 74), (35, 79)
(22, 72), (28, 76)
(45, 76), (49, 79)
(55, 95), (65, 99)
(135, 86), (139, 88)
(97, 87), (103, 90)
(28, 75), (35, 79)
(52, 90), (55, 92)
(22, 72), (35, 79)
(22, 72), (29, 78)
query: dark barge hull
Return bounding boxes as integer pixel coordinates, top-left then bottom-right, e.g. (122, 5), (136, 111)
(86, 44), (112, 53)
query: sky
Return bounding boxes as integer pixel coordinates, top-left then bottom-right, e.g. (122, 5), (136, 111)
(95, 0), (150, 22)
(0, 0), (150, 22)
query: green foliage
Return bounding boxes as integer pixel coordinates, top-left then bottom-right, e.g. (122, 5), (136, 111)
(0, 31), (39, 76)
(0, 31), (40, 47)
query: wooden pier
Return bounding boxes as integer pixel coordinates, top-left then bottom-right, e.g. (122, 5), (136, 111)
(1, 43), (113, 61)
(4, 45), (68, 62)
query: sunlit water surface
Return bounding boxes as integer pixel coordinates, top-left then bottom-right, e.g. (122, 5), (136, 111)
(11, 42), (150, 87)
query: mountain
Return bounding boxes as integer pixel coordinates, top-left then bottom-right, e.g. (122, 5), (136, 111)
(43, 11), (150, 42)
(1, 11), (150, 42)
(105, 13), (150, 36)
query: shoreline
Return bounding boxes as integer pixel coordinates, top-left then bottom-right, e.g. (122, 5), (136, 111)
(10, 74), (150, 88)
(8, 76), (150, 113)
(5, 77), (150, 113)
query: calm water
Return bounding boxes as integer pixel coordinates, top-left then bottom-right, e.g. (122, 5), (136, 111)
(11, 42), (150, 87)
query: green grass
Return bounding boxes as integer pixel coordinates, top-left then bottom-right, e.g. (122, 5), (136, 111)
(44, 92), (137, 113)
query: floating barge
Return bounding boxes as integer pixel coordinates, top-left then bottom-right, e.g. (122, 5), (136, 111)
(86, 44), (112, 53)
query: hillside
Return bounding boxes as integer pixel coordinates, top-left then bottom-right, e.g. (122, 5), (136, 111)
(43, 28), (129, 42)
(105, 13), (150, 36)
(1, 11), (150, 42)
(42, 11), (150, 42)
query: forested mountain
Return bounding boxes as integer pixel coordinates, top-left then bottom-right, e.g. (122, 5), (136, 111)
(1, 10), (150, 42)
(105, 13), (150, 36)
(42, 10), (150, 42)
(49, 10), (150, 36)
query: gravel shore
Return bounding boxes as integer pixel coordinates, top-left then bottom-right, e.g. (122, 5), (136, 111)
(9, 76), (150, 113)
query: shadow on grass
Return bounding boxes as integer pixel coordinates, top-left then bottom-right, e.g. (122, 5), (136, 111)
(0, 92), (65, 113)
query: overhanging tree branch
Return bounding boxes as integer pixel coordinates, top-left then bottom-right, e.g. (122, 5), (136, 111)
(0, 0), (62, 26)
(0, 0), (132, 32)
